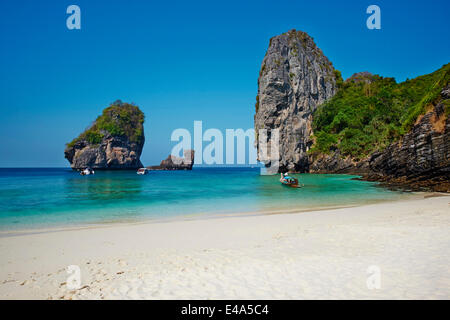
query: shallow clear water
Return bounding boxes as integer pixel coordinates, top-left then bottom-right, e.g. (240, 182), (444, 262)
(0, 167), (414, 231)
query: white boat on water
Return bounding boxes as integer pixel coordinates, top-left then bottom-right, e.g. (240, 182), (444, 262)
(137, 168), (148, 175)
(80, 168), (95, 175)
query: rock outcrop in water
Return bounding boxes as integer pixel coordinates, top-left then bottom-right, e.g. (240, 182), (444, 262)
(254, 29), (338, 172)
(65, 100), (145, 170)
(147, 150), (195, 170)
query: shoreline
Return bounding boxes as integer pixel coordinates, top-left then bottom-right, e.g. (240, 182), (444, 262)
(0, 191), (432, 237)
(0, 195), (449, 299)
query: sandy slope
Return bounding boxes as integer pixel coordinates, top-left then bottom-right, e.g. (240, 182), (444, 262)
(0, 195), (449, 299)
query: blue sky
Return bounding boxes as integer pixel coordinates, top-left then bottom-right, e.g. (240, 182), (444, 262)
(0, 0), (449, 167)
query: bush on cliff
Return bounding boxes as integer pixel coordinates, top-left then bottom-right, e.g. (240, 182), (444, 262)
(311, 63), (449, 160)
(67, 100), (145, 148)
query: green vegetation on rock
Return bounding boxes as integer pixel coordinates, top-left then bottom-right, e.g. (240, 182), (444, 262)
(67, 100), (145, 148)
(311, 63), (449, 160)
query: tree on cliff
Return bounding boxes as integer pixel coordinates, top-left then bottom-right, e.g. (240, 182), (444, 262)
(311, 63), (450, 160)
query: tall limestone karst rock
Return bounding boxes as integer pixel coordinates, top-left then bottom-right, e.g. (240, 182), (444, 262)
(254, 29), (338, 172)
(65, 100), (145, 170)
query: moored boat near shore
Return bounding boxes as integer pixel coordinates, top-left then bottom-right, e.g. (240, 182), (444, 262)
(137, 168), (149, 175)
(280, 173), (300, 188)
(80, 167), (95, 176)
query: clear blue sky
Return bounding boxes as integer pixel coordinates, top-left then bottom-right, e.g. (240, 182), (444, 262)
(0, 0), (449, 167)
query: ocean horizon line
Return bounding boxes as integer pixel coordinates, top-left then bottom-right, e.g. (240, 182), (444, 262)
(0, 165), (262, 170)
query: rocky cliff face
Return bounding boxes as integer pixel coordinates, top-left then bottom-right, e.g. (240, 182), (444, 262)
(309, 151), (370, 174)
(65, 101), (145, 170)
(254, 29), (338, 172)
(367, 86), (450, 192)
(310, 85), (450, 192)
(65, 134), (144, 170)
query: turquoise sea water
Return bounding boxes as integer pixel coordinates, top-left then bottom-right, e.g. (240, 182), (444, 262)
(0, 168), (414, 231)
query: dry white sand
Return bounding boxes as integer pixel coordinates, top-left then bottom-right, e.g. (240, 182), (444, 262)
(0, 195), (449, 300)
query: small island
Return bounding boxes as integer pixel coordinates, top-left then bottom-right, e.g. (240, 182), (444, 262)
(147, 150), (195, 171)
(64, 100), (145, 170)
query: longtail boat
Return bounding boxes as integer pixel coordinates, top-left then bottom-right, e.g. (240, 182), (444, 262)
(280, 174), (299, 188)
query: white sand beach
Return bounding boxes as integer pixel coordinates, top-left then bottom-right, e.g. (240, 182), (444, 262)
(0, 195), (449, 300)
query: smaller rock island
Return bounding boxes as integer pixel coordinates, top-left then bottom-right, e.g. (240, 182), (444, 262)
(64, 100), (145, 170)
(147, 150), (195, 171)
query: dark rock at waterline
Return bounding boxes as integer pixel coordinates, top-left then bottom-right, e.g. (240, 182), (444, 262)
(366, 93), (449, 192)
(147, 150), (195, 171)
(309, 151), (371, 175)
(310, 86), (450, 192)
